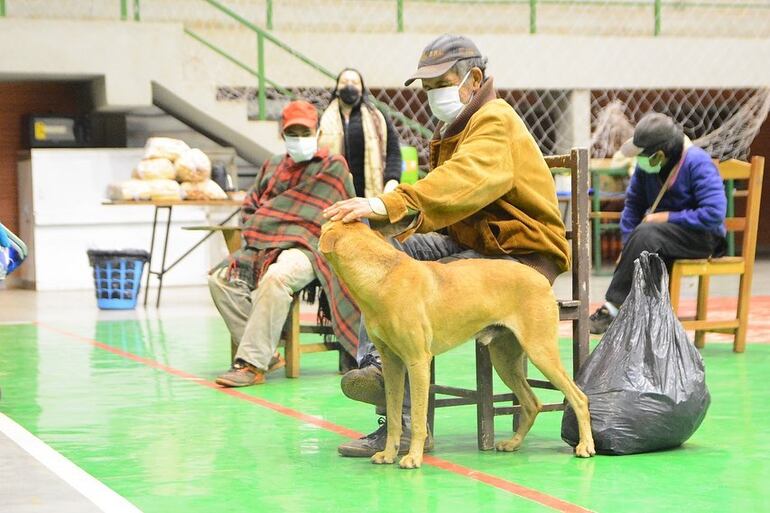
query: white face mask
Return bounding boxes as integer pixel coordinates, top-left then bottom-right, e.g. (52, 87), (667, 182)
(427, 71), (472, 125)
(285, 136), (317, 163)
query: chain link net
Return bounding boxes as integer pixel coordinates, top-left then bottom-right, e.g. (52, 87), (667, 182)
(591, 88), (770, 160)
(218, 85), (572, 165)
(222, 82), (768, 164)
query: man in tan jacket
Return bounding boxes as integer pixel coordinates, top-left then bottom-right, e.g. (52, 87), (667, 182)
(324, 34), (569, 457)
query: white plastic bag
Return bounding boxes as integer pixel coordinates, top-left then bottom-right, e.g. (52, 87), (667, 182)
(175, 148), (212, 183)
(181, 179), (227, 200)
(132, 158), (176, 181)
(107, 179), (152, 201)
(146, 179), (183, 201)
(143, 137), (190, 161)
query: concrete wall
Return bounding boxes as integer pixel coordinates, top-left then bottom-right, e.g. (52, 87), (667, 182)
(16, 149), (232, 290)
(0, 19), (284, 163)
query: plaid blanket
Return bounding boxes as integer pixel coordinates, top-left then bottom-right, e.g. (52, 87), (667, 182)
(218, 150), (360, 356)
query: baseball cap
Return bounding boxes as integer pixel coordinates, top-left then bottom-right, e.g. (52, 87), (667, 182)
(620, 112), (683, 157)
(404, 34), (482, 86)
(281, 100), (318, 130)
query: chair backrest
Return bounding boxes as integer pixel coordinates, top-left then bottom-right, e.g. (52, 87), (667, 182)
(718, 157), (765, 262)
(544, 148), (590, 371)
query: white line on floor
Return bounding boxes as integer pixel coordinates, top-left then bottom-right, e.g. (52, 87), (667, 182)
(0, 413), (143, 513)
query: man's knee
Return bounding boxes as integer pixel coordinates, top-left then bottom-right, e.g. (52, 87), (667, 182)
(400, 233), (459, 261)
(627, 223), (667, 248)
(208, 270), (226, 294)
(258, 265), (293, 295)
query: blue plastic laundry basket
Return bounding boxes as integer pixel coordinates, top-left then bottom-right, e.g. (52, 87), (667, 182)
(87, 249), (150, 310)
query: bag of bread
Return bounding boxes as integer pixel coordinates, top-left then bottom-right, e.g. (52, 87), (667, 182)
(132, 158), (176, 181)
(175, 148), (212, 183)
(143, 137), (190, 161)
(181, 180), (227, 201)
(146, 179), (183, 201)
(106, 179), (152, 201)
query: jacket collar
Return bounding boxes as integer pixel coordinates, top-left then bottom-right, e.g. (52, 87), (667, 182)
(436, 77), (498, 140)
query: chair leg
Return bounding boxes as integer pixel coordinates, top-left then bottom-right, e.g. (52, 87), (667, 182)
(669, 264), (683, 316)
(475, 341), (495, 451)
(512, 356), (526, 433)
(428, 359), (436, 435)
(284, 295), (301, 378)
(694, 275), (710, 349)
(735, 273), (751, 353)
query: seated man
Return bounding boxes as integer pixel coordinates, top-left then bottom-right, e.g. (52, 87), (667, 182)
(210, 100), (360, 387)
(324, 34), (570, 456)
(589, 113), (727, 334)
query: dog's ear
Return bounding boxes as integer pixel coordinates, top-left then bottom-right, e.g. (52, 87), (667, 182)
(318, 229), (338, 254)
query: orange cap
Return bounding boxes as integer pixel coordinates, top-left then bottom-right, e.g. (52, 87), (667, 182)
(281, 100), (318, 131)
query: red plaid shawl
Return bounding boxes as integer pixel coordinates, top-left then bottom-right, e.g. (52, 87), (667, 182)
(219, 150), (361, 355)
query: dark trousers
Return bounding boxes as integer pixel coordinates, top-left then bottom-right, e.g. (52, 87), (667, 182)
(605, 223), (725, 307)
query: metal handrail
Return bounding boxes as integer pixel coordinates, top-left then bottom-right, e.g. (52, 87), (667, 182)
(197, 0), (431, 136)
(408, 0), (770, 35)
(200, 0), (336, 80)
(184, 28), (294, 98)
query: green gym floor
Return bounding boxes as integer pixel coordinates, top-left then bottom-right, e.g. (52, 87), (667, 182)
(1, 286), (769, 513)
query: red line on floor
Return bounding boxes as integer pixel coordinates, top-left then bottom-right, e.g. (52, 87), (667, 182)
(35, 321), (595, 513)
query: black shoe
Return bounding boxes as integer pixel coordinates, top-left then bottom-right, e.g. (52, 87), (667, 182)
(589, 305), (615, 335)
(337, 417), (434, 458)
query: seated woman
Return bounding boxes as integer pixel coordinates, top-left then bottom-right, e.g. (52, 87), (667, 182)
(318, 68), (402, 198)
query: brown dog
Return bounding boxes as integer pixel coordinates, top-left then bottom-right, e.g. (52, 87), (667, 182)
(319, 221), (595, 469)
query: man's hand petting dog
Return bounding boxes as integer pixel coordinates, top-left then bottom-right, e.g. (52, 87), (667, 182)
(323, 198), (388, 223)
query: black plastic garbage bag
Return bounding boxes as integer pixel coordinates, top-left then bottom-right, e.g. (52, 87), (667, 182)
(561, 251), (710, 455)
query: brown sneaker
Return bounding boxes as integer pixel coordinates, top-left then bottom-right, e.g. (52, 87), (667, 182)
(267, 352), (286, 373)
(216, 359), (266, 387)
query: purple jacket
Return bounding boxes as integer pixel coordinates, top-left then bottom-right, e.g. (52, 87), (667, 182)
(620, 145), (727, 244)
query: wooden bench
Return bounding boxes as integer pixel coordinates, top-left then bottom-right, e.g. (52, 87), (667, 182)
(427, 148), (591, 450)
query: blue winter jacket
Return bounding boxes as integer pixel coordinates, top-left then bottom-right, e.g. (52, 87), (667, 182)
(619, 145), (727, 244)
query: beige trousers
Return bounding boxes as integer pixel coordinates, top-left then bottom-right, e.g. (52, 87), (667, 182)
(208, 248), (316, 371)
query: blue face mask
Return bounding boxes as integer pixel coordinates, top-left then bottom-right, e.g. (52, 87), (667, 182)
(637, 154), (662, 174)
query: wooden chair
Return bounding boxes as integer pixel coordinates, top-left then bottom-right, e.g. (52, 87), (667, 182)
(669, 156), (765, 353)
(427, 148), (591, 450)
(278, 288), (343, 378)
(223, 277), (345, 378)
(186, 225), (344, 376)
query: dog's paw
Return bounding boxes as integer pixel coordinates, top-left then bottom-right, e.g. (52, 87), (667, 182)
(495, 435), (523, 452)
(574, 440), (596, 458)
(371, 450), (396, 464)
(398, 453), (423, 469)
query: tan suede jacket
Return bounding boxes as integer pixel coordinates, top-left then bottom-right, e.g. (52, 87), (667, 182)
(378, 78), (570, 283)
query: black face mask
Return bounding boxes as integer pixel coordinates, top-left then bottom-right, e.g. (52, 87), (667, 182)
(338, 85), (361, 106)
